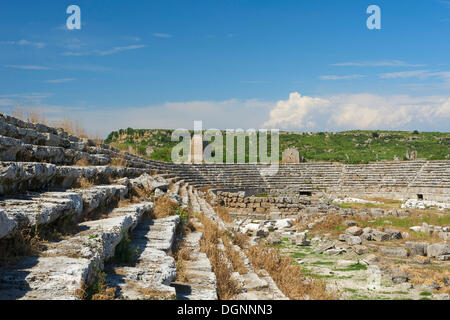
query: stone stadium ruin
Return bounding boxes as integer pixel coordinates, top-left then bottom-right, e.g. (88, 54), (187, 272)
(0, 112), (449, 300)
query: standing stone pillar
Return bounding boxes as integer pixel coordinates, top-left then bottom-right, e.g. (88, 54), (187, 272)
(282, 148), (301, 163)
(190, 121), (203, 163)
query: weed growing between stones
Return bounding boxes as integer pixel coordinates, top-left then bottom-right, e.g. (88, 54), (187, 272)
(403, 265), (450, 294)
(175, 206), (189, 224)
(309, 215), (344, 236)
(172, 208), (195, 282)
(153, 196), (179, 218)
(244, 242), (336, 300)
(0, 213), (82, 267)
(74, 158), (91, 167)
(0, 228), (43, 267)
(215, 206), (232, 223)
(221, 233), (247, 275)
(199, 218), (241, 300)
(110, 158), (128, 167)
(74, 177), (94, 189)
(113, 229), (138, 264)
(174, 246), (193, 282)
(76, 266), (116, 300)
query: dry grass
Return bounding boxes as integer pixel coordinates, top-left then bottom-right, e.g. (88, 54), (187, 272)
(11, 105), (26, 121)
(75, 158), (91, 166)
(75, 271), (116, 300)
(117, 198), (140, 208)
(11, 106), (47, 124)
(27, 108), (47, 124)
(110, 157), (128, 167)
(0, 228), (43, 267)
(245, 243), (335, 300)
(199, 218), (241, 300)
(91, 287), (116, 300)
(221, 233), (248, 274)
(75, 177), (94, 189)
(54, 118), (89, 138)
(8, 107), (102, 140)
(131, 185), (150, 201)
(174, 246), (193, 282)
(232, 231), (250, 249)
(0, 214), (83, 267)
(153, 196), (179, 218)
(216, 206), (233, 223)
(310, 215), (344, 235)
(136, 287), (176, 300)
(395, 264), (450, 294)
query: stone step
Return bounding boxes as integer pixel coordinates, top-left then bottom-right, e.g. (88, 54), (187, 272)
(0, 135), (111, 166)
(0, 202), (152, 300)
(0, 112), (82, 143)
(189, 187), (288, 300)
(104, 215), (180, 300)
(0, 184), (128, 240)
(172, 230), (218, 300)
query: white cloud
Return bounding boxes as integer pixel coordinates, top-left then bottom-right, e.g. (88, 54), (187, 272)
(438, 0), (450, 8)
(2, 92), (449, 137)
(435, 97), (450, 117)
(46, 78), (75, 84)
(96, 45), (146, 56)
(380, 70), (429, 78)
(332, 60), (425, 67)
(63, 38), (85, 50)
(0, 39), (45, 49)
(0, 97), (274, 137)
(63, 45), (146, 56)
(320, 74), (365, 80)
(6, 65), (51, 70)
(380, 70), (450, 79)
(263, 92), (450, 131)
(124, 36), (141, 42)
(263, 92), (330, 129)
(240, 80), (269, 84)
(153, 33), (172, 38)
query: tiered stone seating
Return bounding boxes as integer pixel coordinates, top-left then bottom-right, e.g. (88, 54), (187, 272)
(0, 114), (205, 300)
(1, 112), (448, 300)
(0, 202), (152, 299)
(409, 161), (450, 187)
(168, 161), (449, 201)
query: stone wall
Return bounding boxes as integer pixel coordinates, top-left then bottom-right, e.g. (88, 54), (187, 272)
(216, 191), (323, 217)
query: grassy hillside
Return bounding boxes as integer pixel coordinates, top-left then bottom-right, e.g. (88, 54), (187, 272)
(105, 128), (450, 164)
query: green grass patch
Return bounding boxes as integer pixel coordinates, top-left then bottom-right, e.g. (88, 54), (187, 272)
(106, 129), (450, 163)
(114, 229), (139, 264)
(291, 251), (307, 259)
(311, 261), (335, 266)
(335, 263), (368, 272)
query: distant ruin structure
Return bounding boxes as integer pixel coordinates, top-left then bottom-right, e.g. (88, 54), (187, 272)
(282, 148), (301, 163)
(406, 148), (418, 160)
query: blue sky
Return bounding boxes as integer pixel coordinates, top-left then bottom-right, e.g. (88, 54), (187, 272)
(0, 0), (449, 136)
